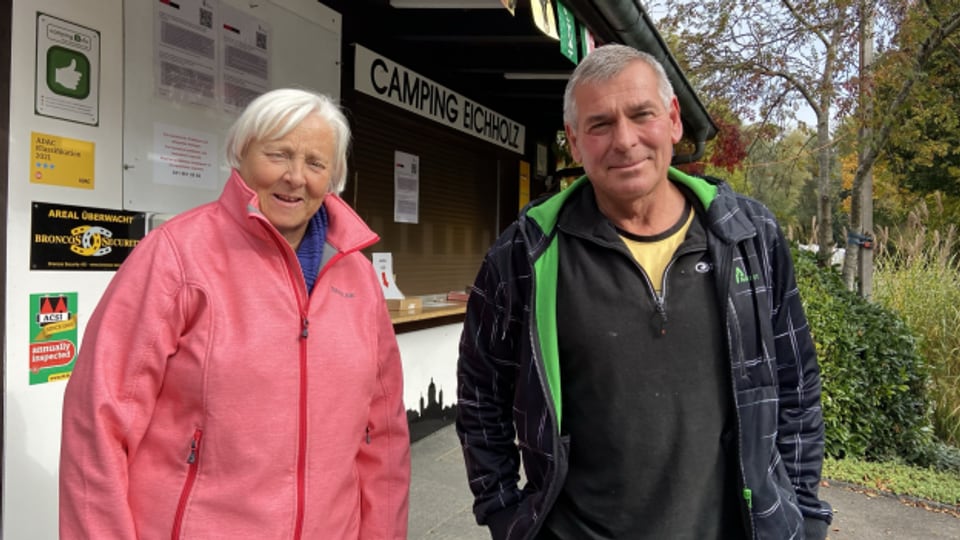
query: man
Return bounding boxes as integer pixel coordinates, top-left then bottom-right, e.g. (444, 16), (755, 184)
(456, 44), (832, 540)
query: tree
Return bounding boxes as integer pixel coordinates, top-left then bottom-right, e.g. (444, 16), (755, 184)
(879, 7), (960, 199)
(841, 0), (960, 295)
(653, 0), (864, 266)
(677, 103), (749, 176)
(714, 123), (821, 233)
(705, 108), (749, 173)
(651, 0), (960, 289)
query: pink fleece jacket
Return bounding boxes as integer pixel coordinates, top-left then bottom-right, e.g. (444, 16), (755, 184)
(60, 171), (410, 539)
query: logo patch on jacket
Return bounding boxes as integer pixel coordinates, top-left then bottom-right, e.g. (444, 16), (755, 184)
(330, 286), (355, 298)
(735, 267), (759, 285)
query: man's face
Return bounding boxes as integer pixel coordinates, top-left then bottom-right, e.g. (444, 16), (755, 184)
(565, 61), (683, 206)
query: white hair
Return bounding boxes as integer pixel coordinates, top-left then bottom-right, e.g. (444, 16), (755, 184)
(563, 44), (675, 128)
(225, 88), (351, 194)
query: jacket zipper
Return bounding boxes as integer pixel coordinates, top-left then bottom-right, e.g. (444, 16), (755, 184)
(292, 316), (308, 540)
(255, 220), (311, 540)
(251, 211), (379, 540)
(635, 245), (697, 337)
(634, 227), (757, 535)
(716, 242), (755, 538)
(171, 429), (203, 540)
(526, 319), (569, 540)
(291, 243), (349, 540)
(650, 270), (669, 337)
(524, 234), (568, 540)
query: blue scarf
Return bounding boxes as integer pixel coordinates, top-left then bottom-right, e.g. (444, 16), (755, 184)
(296, 205), (328, 294)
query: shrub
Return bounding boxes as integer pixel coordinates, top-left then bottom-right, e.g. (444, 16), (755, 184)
(874, 258), (960, 447)
(793, 248), (935, 464)
(873, 207), (960, 448)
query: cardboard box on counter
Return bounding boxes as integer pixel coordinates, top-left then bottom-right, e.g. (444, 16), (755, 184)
(386, 296), (422, 313)
(446, 290), (470, 302)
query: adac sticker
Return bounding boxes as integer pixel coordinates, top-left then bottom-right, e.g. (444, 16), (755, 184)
(29, 292), (79, 385)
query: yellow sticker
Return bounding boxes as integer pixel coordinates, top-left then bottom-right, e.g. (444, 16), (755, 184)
(519, 160), (531, 211)
(30, 131), (95, 189)
(531, 0), (559, 40)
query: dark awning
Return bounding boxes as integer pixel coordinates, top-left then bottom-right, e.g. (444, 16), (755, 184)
(324, 0), (716, 160)
(565, 0), (718, 160)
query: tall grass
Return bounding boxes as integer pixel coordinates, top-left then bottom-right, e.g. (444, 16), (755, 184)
(873, 197), (960, 446)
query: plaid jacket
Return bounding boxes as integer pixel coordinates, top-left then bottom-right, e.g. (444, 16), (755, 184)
(456, 169), (833, 540)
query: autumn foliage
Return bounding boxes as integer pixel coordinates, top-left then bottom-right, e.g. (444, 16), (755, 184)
(706, 114), (748, 172)
(675, 109), (748, 177)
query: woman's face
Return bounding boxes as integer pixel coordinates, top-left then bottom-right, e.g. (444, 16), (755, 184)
(237, 113), (336, 249)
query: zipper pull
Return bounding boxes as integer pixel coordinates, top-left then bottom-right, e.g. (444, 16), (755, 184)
(301, 317), (309, 339)
(365, 426), (371, 444)
(186, 431), (202, 464)
(743, 487), (752, 509)
(654, 302), (667, 336)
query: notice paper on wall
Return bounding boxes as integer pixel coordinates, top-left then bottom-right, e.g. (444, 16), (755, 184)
(152, 123), (218, 190)
(394, 151), (419, 224)
(155, 0), (218, 108)
(220, 2), (271, 113)
(154, 0), (272, 112)
(373, 252), (404, 300)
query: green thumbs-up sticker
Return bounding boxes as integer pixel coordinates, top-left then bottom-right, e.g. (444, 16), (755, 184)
(47, 46), (90, 99)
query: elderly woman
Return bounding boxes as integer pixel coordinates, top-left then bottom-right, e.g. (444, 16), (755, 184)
(59, 89), (410, 539)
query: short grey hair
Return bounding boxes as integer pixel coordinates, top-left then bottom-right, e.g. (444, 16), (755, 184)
(563, 44), (675, 128)
(225, 88), (351, 194)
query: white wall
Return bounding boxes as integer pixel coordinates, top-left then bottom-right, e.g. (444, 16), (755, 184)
(5, 0), (124, 538)
(397, 323), (462, 414)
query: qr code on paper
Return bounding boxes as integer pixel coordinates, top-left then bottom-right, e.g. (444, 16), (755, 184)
(199, 8), (213, 29)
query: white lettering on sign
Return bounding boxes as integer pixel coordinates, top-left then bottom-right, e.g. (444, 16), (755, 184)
(354, 45), (525, 153)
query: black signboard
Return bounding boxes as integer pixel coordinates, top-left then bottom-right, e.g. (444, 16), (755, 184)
(31, 201), (146, 270)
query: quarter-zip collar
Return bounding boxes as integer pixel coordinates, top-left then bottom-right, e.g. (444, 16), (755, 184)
(522, 167), (756, 251)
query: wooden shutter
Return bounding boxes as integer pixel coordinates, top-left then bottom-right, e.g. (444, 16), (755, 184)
(346, 94), (519, 296)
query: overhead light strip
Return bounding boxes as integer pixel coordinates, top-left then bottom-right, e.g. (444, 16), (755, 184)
(503, 72), (571, 80)
(389, 0), (504, 8)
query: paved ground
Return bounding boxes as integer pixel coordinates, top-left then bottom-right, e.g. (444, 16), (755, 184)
(410, 424), (960, 539)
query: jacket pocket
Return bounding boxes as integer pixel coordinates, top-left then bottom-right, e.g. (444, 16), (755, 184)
(171, 428), (203, 540)
(500, 434), (569, 540)
(751, 452), (803, 538)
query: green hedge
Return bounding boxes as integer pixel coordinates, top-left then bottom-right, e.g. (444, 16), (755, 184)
(792, 248), (935, 463)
